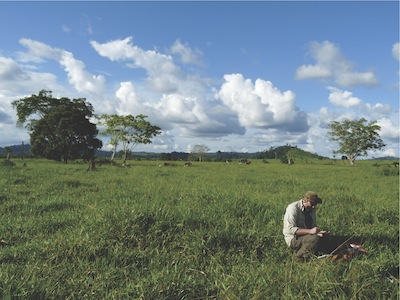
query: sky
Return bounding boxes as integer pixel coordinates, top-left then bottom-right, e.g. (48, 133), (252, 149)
(0, 1), (399, 158)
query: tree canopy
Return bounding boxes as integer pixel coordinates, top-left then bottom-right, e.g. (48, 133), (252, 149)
(12, 90), (102, 163)
(327, 118), (385, 166)
(99, 114), (161, 165)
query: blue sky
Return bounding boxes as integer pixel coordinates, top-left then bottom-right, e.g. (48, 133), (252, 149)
(0, 1), (398, 157)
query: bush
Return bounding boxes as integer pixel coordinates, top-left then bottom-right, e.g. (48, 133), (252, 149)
(381, 168), (399, 176)
(1, 159), (16, 167)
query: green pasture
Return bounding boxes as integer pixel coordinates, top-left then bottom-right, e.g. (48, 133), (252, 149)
(0, 158), (398, 299)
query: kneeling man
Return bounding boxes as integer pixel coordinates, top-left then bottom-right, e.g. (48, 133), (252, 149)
(283, 191), (328, 261)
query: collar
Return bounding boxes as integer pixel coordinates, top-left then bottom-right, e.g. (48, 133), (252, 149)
(299, 199), (306, 211)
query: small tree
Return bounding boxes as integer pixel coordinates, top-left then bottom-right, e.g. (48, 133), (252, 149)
(99, 114), (161, 166)
(4, 147), (12, 160)
(216, 150), (222, 161)
(327, 118), (385, 166)
(191, 144), (210, 162)
(21, 141), (25, 160)
(286, 148), (297, 165)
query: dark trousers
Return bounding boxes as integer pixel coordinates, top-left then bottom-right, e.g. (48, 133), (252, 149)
(290, 234), (320, 258)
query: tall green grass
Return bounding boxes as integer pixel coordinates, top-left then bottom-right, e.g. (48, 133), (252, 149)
(0, 158), (398, 299)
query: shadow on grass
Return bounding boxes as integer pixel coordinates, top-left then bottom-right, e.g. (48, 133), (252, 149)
(320, 234), (399, 254)
(319, 234), (399, 279)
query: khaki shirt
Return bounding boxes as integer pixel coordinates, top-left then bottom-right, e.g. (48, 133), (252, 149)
(282, 199), (317, 246)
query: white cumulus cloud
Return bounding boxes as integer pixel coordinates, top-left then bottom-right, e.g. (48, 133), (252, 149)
(115, 82), (144, 116)
(18, 38), (105, 95)
(60, 51), (105, 95)
(327, 86), (392, 118)
(377, 117), (400, 141)
(392, 42), (400, 62)
(327, 86), (361, 108)
(91, 37), (180, 78)
(217, 73), (308, 131)
(296, 40), (378, 87)
(0, 55), (60, 97)
(0, 56), (27, 81)
(18, 38), (62, 62)
(170, 39), (203, 66)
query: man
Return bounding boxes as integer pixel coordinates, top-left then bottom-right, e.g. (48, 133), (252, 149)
(283, 191), (328, 261)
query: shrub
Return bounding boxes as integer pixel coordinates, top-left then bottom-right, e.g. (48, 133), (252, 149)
(2, 159), (16, 167)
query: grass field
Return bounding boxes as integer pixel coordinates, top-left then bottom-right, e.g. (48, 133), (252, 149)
(0, 158), (398, 299)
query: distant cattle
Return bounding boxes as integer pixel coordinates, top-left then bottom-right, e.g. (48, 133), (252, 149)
(239, 158), (250, 164)
(158, 162), (171, 167)
(184, 162), (192, 167)
(393, 162), (399, 167)
(341, 156), (348, 160)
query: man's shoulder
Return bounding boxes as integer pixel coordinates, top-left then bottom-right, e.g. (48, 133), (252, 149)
(286, 199), (302, 211)
(287, 199), (302, 207)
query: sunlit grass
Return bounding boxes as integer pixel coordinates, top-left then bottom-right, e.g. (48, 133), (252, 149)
(0, 158), (398, 298)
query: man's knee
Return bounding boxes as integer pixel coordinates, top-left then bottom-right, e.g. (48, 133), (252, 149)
(296, 235), (320, 256)
(304, 234), (320, 244)
(302, 235), (320, 250)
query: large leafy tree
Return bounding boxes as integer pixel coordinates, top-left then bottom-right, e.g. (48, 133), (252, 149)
(12, 90), (102, 163)
(99, 114), (161, 165)
(327, 118), (385, 166)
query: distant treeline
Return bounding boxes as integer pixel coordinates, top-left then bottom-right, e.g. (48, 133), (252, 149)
(1, 144), (397, 161)
(0, 144), (255, 161)
(158, 151), (254, 161)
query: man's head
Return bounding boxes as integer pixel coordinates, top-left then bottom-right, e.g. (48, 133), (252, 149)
(303, 191), (322, 207)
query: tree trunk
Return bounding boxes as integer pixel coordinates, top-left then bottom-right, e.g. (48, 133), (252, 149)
(349, 155), (356, 166)
(122, 150), (127, 166)
(87, 159), (96, 171)
(110, 150), (115, 162)
(21, 142), (25, 160)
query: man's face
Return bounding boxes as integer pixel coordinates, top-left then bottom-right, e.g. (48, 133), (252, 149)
(304, 199), (318, 210)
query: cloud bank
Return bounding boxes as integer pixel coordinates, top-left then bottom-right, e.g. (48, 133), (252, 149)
(0, 36), (397, 157)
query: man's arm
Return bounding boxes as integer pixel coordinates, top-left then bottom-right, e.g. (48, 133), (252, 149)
(295, 227), (320, 236)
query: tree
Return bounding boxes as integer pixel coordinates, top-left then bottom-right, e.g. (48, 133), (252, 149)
(20, 141), (25, 160)
(327, 118), (385, 166)
(216, 150), (222, 161)
(4, 147), (12, 160)
(99, 114), (161, 166)
(12, 90), (102, 164)
(286, 148), (297, 165)
(191, 144), (210, 162)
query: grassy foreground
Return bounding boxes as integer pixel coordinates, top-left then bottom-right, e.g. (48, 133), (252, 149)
(0, 158), (398, 299)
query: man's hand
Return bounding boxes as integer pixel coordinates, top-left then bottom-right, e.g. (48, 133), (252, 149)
(317, 230), (329, 237)
(309, 227), (320, 235)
